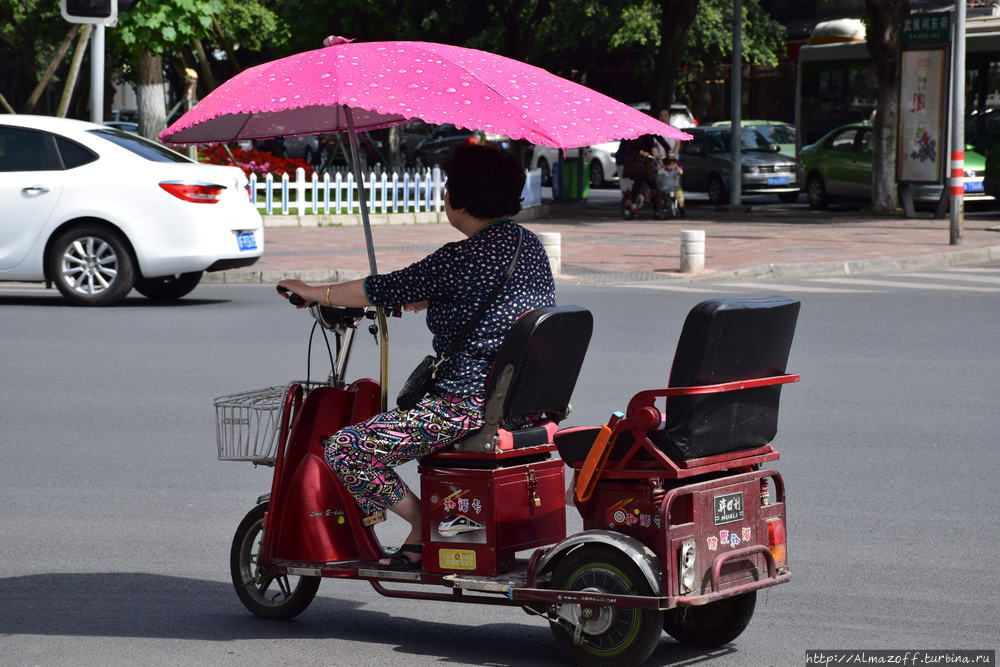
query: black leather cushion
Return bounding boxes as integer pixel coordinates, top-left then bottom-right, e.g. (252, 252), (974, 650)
(659, 296), (799, 460)
(487, 305), (593, 421)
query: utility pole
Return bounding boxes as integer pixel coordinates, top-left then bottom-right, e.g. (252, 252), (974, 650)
(90, 24), (105, 122)
(729, 0), (743, 207)
(949, 0), (966, 245)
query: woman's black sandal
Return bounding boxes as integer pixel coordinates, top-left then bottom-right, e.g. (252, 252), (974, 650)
(376, 543), (422, 570)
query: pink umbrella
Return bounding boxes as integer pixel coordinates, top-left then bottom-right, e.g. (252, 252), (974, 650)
(161, 38), (689, 148)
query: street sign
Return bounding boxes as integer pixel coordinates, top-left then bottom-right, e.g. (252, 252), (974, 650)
(902, 12), (951, 44)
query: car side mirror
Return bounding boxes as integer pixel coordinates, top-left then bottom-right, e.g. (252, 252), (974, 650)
(770, 143), (781, 153)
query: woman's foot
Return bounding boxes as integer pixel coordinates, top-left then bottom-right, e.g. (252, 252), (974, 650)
(377, 543), (422, 569)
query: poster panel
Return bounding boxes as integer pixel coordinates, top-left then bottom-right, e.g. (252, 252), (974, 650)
(897, 49), (947, 183)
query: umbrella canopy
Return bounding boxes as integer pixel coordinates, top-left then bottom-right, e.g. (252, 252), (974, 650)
(160, 39), (690, 148)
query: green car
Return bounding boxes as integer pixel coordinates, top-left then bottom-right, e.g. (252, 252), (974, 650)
(798, 122), (989, 209)
(710, 120), (796, 158)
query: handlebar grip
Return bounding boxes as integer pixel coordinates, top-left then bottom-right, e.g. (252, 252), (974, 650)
(276, 285), (314, 307)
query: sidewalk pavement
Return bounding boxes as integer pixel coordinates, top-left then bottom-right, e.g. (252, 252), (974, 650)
(205, 199), (1000, 286)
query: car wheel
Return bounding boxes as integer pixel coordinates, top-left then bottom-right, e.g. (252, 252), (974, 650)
(707, 174), (726, 205)
(806, 174), (829, 210)
(47, 224), (135, 307)
(589, 160), (605, 189)
(778, 191), (799, 204)
(133, 271), (203, 301)
(538, 157), (551, 186)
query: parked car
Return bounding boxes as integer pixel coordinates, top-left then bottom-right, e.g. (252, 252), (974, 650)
(665, 102), (698, 129)
(710, 120), (796, 157)
(678, 126), (799, 204)
(102, 120), (140, 135)
(0, 115), (263, 306)
(400, 119), (433, 168)
(797, 122), (990, 209)
(412, 123), (510, 168)
(528, 141), (620, 188)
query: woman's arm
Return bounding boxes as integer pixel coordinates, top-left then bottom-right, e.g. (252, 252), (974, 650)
(277, 278), (372, 308)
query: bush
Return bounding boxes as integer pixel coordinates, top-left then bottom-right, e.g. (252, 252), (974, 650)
(198, 144), (313, 177)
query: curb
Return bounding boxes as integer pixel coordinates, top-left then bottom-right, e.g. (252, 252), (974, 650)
(203, 243), (1000, 286)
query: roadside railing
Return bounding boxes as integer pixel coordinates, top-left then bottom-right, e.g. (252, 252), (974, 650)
(249, 166), (542, 217)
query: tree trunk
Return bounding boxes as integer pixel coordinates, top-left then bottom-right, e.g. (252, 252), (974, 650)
(137, 50), (167, 141)
(865, 0), (908, 213)
(652, 0), (700, 114)
(25, 25), (80, 113)
(57, 25), (93, 118)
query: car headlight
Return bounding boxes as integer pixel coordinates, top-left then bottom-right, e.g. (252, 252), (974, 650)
(742, 165), (759, 174)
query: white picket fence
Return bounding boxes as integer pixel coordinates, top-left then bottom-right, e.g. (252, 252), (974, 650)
(248, 166), (543, 216)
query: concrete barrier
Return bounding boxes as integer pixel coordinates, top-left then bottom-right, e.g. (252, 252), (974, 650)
(680, 229), (705, 273)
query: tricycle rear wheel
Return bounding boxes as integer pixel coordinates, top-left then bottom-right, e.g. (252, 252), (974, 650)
(662, 591), (756, 647)
(230, 502), (320, 620)
(549, 545), (662, 666)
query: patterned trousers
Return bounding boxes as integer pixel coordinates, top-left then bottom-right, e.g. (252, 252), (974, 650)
(323, 393), (486, 516)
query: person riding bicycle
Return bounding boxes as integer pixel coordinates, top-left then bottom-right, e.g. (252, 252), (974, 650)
(623, 133), (672, 212)
(658, 154), (686, 217)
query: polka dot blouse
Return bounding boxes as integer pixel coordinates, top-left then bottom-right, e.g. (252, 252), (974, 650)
(364, 219), (556, 397)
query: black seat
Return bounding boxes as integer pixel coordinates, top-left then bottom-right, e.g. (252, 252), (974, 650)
(556, 296), (799, 464)
(441, 305), (593, 455)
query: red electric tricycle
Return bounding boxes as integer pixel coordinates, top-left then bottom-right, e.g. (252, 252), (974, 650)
(215, 295), (800, 666)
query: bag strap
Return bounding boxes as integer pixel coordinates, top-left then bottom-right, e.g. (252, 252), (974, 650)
(437, 226), (524, 366)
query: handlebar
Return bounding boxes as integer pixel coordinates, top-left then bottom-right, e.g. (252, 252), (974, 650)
(276, 284), (313, 308)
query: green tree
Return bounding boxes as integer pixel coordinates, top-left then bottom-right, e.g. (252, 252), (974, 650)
(0, 1), (74, 112)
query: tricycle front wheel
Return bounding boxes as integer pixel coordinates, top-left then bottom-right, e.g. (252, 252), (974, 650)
(230, 502), (320, 620)
(549, 545), (663, 666)
(662, 591), (756, 647)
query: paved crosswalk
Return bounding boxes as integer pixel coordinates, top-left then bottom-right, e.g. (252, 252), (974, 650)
(630, 266), (1000, 294)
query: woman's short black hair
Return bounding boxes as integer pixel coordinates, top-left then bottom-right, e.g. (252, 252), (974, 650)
(443, 143), (524, 219)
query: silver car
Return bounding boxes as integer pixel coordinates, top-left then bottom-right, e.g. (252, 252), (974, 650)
(679, 127), (799, 204)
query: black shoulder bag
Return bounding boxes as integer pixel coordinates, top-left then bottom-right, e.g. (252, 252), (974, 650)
(396, 228), (524, 411)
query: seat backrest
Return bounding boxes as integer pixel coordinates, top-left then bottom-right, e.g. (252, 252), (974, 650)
(487, 305), (593, 422)
(654, 296), (800, 460)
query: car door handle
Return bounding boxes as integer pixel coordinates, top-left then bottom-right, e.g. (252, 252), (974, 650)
(22, 185), (50, 194)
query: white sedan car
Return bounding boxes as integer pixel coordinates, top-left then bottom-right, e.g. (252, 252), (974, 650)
(528, 141), (620, 189)
(0, 115), (263, 306)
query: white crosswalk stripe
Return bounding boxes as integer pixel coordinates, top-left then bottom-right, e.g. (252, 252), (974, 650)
(711, 281), (884, 293)
(892, 271), (1000, 285)
(813, 276), (1000, 292)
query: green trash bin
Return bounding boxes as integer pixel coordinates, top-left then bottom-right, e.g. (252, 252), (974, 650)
(557, 160), (590, 200)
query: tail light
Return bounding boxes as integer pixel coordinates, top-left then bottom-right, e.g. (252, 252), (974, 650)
(466, 136), (480, 146)
(766, 517), (787, 568)
(159, 181), (226, 203)
(679, 539), (697, 593)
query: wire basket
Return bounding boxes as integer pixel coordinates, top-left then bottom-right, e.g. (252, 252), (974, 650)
(214, 382), (325, 464)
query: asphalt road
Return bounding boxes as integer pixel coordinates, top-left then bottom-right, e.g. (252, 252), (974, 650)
(1, 272), (997, 666)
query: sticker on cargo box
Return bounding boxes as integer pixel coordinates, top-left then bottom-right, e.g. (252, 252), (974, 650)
(713, 492), (744, 525)
(439, 548), (477, 570)
(438, 513), (485, 537)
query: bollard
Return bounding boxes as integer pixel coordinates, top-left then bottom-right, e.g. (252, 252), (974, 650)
(537, 232), (562, 275)
(680, 230), (705, 273)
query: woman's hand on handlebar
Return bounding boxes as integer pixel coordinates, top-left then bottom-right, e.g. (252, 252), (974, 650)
(276, 279), (315, 308)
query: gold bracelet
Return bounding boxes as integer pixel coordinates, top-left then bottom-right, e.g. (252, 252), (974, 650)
(325, 285), (332, 306)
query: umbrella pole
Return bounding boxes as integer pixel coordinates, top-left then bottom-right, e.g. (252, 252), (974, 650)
(345, 105), (390, 412)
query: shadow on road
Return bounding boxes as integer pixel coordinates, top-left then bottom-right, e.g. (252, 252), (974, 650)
(0, 572), (740, 666)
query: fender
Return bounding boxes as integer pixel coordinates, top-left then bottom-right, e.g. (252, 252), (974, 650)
(532, 529), (663, 596)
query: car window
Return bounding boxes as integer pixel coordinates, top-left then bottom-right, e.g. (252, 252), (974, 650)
(827, 128), (859, 151)
(88, 127), (191, 163)
(680, 131), (703, 155)
(56, 136), (99, 169)
(857, 128), (874, 154)
(754, 125), (795, 144)
(740, 129), (773, 151)
(706, 130), (728, 153)
(0, 126), (62, 172)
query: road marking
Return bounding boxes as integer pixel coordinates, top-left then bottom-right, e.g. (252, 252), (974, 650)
(814, 277), (1000, 292)
(628, 283), (741, 293)
(711, 281), (884, 293)
(892, 272), (1000, 285)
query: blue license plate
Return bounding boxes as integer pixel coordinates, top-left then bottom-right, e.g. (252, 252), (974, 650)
(964, 181), (984, 193)
(767, 176), (790, 186)
(237, 232), (257, 251)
